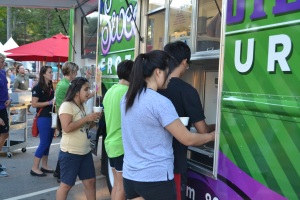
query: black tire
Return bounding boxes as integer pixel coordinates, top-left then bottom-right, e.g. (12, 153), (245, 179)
(105, 158), (114, 193)
(7, 152), (12, 158)
(21, 148), (26, 153)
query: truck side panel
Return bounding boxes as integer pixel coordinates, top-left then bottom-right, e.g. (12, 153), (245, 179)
(187, 1), (300, 199)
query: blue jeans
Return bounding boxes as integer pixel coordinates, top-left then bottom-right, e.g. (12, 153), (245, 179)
(34, 117), (54, 158)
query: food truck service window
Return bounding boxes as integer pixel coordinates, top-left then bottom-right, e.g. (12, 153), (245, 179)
(142, 0), (222, 178)
(148, 0), (165, 12)
(168, 0), (192, 50)
(81, 10), (98, 59)
(196, 0), (222, 52)
(146, 1), (165, 52)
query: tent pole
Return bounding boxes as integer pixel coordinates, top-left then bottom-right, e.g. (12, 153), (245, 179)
(57, 58), (60, 81)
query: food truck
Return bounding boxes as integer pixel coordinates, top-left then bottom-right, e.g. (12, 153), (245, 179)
(1, 0), (299, 199)
(97, 0), (299, 199)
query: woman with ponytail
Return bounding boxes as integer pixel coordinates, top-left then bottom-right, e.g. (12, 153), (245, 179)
(121, 50), (215, 200)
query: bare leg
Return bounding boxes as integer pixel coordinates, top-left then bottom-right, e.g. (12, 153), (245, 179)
(114, 170), (125, 200)
(41, 155), (53, 170)
(82, 178), (96, 200)
(56, 182), (72, 200)
(111, 168), (117, 199)
(0, 133), (9, 151)
(0, 133), (8, 172)
(31, 156), (43, 174)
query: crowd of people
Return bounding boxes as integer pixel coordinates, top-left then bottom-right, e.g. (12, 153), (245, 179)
(0, 41), (215, 200)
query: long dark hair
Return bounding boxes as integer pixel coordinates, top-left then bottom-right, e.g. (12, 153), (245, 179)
(125, 50), (177, 112)
(38, 65), (53, 94)
(65, 77), (89, 102)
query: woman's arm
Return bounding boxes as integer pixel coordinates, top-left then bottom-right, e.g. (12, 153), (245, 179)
(31, 97), (53, 108)
(60, 112), (101, 133)
(194, 121), (215, 133)
(165, 119), (215, 146)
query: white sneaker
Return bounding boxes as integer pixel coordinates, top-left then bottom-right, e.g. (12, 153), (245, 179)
(0, 169), (8, 177)
(0, 164), (6, 170)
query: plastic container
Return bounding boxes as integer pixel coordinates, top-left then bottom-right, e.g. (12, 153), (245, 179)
(10, 92), (32, 104)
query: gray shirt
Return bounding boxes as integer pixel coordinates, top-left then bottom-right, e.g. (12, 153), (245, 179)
(121, 89), (179, 182)
(13, 73), (36, 90)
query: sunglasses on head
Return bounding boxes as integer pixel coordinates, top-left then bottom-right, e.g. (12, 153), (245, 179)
(71, 77), (89, 85)
(41, 65), (51, 71)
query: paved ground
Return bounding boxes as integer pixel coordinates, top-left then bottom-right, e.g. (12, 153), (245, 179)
(0, 107), (111, 200)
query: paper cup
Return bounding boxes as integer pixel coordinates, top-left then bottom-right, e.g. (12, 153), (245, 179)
(93, 106), (103, 113)
(179, 117), (189, 126)
(93, 106), (103, 122)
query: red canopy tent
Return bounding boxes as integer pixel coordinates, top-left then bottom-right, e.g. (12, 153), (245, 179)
(5, 33), (69, 62)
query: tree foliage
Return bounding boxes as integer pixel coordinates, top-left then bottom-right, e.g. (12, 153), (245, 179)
(0, 7), (69, 46)
(0, 7), (7, 44)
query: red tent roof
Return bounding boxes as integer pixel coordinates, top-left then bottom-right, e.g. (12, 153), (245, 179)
(5, 33), (69, 62)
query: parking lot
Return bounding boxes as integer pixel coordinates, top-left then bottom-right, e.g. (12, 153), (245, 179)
(0, 108), (111, 200)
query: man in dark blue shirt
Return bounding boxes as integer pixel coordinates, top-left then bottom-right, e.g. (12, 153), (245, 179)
(0, 53), (12, 177)
(159, 41), (215, 200)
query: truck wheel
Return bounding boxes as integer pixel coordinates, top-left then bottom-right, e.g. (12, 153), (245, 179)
(105, 158), (114, 193)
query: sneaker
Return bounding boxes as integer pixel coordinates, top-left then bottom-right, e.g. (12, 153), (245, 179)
(0, 164), (6, 170)
(0, 168), (8, 177)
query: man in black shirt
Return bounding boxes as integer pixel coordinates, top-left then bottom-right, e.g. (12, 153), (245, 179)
(159, 41), (215, 200)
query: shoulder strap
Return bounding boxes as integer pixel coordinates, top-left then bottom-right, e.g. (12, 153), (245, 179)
(36, 107), (43, 117)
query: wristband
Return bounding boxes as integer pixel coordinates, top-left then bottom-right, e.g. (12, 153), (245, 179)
(48, 101), (51, 105)
(9, 98), (13, 102)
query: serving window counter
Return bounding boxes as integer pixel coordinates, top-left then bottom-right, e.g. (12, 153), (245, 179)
(181, 58), (220, 178)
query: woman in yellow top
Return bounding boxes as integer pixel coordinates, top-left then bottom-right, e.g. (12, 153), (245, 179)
(56, 77), (102, 200)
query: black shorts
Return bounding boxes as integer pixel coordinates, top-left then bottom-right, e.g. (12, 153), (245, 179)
(123, 178), (176, 200)
(0, 108), (9, 134)
(109, 154), (124, 172)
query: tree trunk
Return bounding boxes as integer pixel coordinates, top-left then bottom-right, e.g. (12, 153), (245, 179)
(7, 7), (12, 40)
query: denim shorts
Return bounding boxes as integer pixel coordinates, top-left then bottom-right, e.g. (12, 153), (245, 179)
(109, 154), (124, 172)
(59, 151), (96, 186)
(123, 178), (176, 200)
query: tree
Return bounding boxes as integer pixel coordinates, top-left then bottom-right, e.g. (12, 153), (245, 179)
(0, 7), (7, 44)
(0, 7), (69, 45)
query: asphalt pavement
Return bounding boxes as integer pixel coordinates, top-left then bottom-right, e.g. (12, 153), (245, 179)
(0, 107), (111, 200)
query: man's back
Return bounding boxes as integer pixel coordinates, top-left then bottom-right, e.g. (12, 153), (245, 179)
(159, 77), (206, 173)
(103, 83), (128, 158)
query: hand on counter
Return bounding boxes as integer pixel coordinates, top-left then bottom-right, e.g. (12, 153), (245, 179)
(209, 131), (215, 141)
